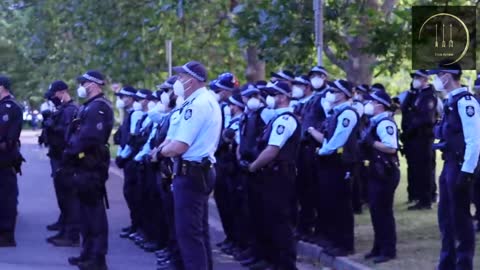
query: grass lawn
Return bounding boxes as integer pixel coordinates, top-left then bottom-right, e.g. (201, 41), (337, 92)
(348, 153), (480, 269)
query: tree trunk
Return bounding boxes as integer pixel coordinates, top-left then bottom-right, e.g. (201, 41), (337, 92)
(344, 53), (375, 86)
(245, 46), (265, 82)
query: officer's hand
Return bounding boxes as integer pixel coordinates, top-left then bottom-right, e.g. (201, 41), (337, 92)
(142, 155), (152, 164)
(457, 171), (474, 190)
(115, 156), (126, 169)
(363, 135), (375, 147)
(222, 128), (236, 142)
(43, 118), (54, 128)
(238, 160), (251, 172)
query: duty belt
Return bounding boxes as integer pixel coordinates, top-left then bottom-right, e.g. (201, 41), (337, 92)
(173, 158), (213, 177)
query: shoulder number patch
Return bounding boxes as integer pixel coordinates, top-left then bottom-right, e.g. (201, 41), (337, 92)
(386, 126), (394, 135)
(184, 109), (192, 120)
(276, 125), (285, 135)
(466, 105), (475, 117)
(342, 118), (350, 127)
(2, 114), (8, 122)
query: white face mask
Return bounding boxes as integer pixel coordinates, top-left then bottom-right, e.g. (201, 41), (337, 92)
(311, 77), (324, 89)
(133, 101), (142, 111)
(412, 79), (422, 89)
(247, 97), (261, 111)
(116, 98), (125, 109)
(364, 102), (375, 116)
(77, 85), (87, 98)
(147, 101), (156, 111)
(160, 92), (170, 105)
(266, 95), (276, 109)
(433, 75), (447, 91)
(325, 91), (337, 103)
(292, 86), (304, 99)
(173, 78), (192, 98)
(175, 96), (185, 107)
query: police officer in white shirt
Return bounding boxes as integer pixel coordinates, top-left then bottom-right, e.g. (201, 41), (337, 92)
(155, 61), (221, 270)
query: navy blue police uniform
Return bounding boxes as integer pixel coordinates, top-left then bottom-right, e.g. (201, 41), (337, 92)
(44, 81), (80, 245)
(66, 71), (113, 269)
(251, 81), (300, 269)
(315, 80), (359, 256)
(362, 91), (400, 263)
(0, 76), (23, 247)
(401, 70), (437, 208)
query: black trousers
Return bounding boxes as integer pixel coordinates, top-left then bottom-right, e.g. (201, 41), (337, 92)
(0, 167), (18, 238)
(257, 165), (297, 270)
(296, 144), (317, 234)
(405, 137), (435, 204)
(123, 160), (142, 230)
(50, 158), (64, 225)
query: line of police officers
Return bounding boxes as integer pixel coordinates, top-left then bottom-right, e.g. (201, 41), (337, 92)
(2, 59), (478, 270)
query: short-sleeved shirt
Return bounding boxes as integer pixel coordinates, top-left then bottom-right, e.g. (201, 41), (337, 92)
(268, 107), (298, 148)
(169, 87), (222, 163)
(370, 111), (398, 149)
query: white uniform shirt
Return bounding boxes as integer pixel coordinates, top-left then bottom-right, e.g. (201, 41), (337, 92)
(170, 87), (222, 163)
(448, 87), (480, 173)
(371, 111), (398, 149)
(268, 107), (298, 148)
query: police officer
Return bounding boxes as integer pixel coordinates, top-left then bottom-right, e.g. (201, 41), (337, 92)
(308, 79), (359, 256)
(245, 80), (300, 270)
(361, 90), (400, 264)
(212, 72), (240, 254)
(235, 84), (275, 267)
(44, 81), (80, 247)
(113, 86), (138, 238)
(66, 70), (113, 270)
(401, 70), (437, 210)
(303, 66), (331, 245)
(290, 75), (318, 240)
(473, 75), (480, 232)
(0, 76), (23, 247)
(155, 61), (221, 270)
(431, 63), (480, 270)
(291, 75), (313, 114)
(352, 84), (372, 214)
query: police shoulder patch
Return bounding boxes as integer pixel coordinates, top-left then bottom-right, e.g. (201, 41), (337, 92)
(466, 105), (475, 117)
(342, 118), (350, 127)
(428, 100), (435, 109)
(282, 115), (290, 120)
(386, 126), (394, 135)
(276, 125), (285, 135)
(184, 109), (192, 120)
(96, 122), (103, 130)
(2, 114), (8, 122)
(465, 95), (472, 100)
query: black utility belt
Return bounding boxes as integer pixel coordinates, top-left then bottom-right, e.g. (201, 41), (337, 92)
(173, 159), (213, 177)
(260, 161), (295, 172)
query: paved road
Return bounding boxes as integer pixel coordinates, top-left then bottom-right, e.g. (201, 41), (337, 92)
(0, 131), (320, 270)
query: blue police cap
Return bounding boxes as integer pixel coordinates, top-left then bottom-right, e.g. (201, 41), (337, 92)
(410, 69), (429, 78)
(115, 86), (137, 97)
(370, 83), (386, 93)
(270, 70), (295, 82)
(240, 83), (260, 98)
(368, 90), (392, 107)
(356, 84), (370, 93)
(292, 75), (311, 86)
(135, 89), (153, 100)
(77, 70), (105, 85)
(255, 80), (268, 90)
(327, 79), (353, 97)
(0, 76), (11, 90)
(227, 94), (245, 108)
(215, 72), (238, 91)
(267, 81), (292, 96)
(428, 60), (462, 76)
(158, 75), (178, 91)
(173, 61), (208, 82)
(48, 80), (68, 93)
(308, 66), (328, 77)
(209, 79), (220, 92)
